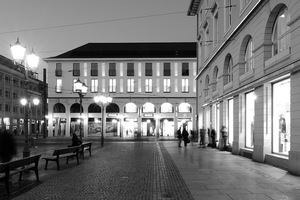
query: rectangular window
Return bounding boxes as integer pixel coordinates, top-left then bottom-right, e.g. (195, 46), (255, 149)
(204, 22), (209, 60)
(109, 63), (116, 76)
(127, 63), (134, 76)
(163, 79), (171, 93)
(109, 79), (116, 93)
(145, 79), (152, 93)
(56, 79), (62, 93)
(13, 106), (18, 113)
(5, 91), (10, 98)
(145, 63), (152, 76)
(13, 92), (18, 99)
(13, 79), (19, 87)
(213, 8), (218, 47)
(182, 79), (189, 93)
(5, 76), (11, 85)
(91, 79), (98, 93)
(163, 63), (171, 76)
(127, 79), (134, 93)
(73, 63), (80, 76)
(225, 0), (232, 30)
(5, 104), (10, 112)
(182, 63), (189, 76)
(55, 63), (62, 76)
(91, 63), (98, 76)
(245, 91), (255, 149)
(272, 78), (290, 155)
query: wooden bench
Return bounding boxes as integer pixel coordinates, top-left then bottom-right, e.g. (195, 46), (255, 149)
(79, 142), (92, 158)
(42, 146), (80, 170)
(0, 154), (41, 194)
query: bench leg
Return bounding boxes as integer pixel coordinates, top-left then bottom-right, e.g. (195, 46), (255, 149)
(45, 160), (49, 170)
(56, 160), (60, 170)
(5, 171), (10, 194)
(19, 171), (23, 181)
(76, 154), (79, 165)
(66, 157), (69, 164)
(35, 166), (40, 182)
(89, 149), (92, 157)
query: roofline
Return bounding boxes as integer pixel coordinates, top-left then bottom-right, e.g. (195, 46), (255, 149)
(43, 57), (196, 62)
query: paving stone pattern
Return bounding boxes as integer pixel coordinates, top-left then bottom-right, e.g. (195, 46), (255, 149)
(8, 142), (193, 200)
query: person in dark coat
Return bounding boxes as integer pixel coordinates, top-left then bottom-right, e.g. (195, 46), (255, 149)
(70, 133), (81, 147)
(211, 129), (216, 148)
(182, 127), (189, 147)
(0, 130), (17, 163)
(221, 125), (228, 150)
(177, 127), (182, 147)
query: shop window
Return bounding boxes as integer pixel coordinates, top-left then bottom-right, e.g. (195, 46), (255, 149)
(272, 78), (290, 155)
(245, 91), (255, 148)
(228, 98), (234, 146)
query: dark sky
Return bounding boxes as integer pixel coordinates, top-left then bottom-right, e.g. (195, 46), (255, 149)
(0, 0), (196, 79)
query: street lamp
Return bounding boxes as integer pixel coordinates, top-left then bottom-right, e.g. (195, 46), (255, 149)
(94, 95), (112, 147)
(74, 78), (88, 141)
(11, 38), (39, 158)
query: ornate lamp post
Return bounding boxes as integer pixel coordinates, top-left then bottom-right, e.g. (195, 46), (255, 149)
(74, 78), (88, 141)
(94, 95), (112, 147)
(11, 38), (39, 158)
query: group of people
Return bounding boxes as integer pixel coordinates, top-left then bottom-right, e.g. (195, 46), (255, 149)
(176, 125), (228, 150)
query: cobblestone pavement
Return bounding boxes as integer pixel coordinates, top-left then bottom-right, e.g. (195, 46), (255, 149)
(1, 142), (193, 200)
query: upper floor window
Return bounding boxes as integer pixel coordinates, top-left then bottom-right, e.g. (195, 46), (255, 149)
(91, 63), (98, 76)
(163, 79), (171, 93)
(13, 79), (19, 87)
(145, 63), (152, 76)
(127, 79), (134, 93)
(245, 38), (253, 73)
(212, 4), (218, 47)
(91, 79), (98, 93)
(55, 63), (62, 76)
(145, 79), (152, 93)
(73, 63), (80, 76)
(225, 0), (232, 31)
(204, 75), (210, 97)
(182, 79), (189, 93)
(127, 63), (134, 76)
(56, 79), (62, 93)
(109, 79), (116, 93)
(163, 63), (171, 76)
(224, 54), (233, 85)
(182, 63), (189, 76)
(109, 63), (116, 76)
(204, 22), (210, 60)
(272, 7), (290, 56)
(5, 76), (11, 85)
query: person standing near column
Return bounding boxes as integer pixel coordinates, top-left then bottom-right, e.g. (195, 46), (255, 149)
(177, 127), (182, 147)
(221, 125), (228, 150)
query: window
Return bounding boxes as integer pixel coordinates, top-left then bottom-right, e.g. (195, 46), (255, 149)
(272, 7), (290, 56)
(245, 38), (253, 73)
(55, 63), (62, 76)
(182, 79), (189, 93)
(127, 63), (134, 76)
(245, 91), (255, 148)
(56, 79), (62, 93)
(163, 63), (171, 76)
(204, 75), (210, 96)
(13, 79), (19, 87)
(13, 92), (18, 99)
(5, 76), (11, 85)
(91, 79), (98, 93)
(225, 0), (232, 30)
(145, 79), (152, 93)
(5, 104), (10, 112)
(163, 79), (171, 93)
(73, 63), (80, 76)
(182, 63), (189, 76)
(13, 106), (18, 113)
(109, 79), (116, 93)
(5, 91), (10, 98)
(212, 66), (219, 92)
(204, 22), (210, 60)
(145, 63), (152, 76)
(272, 78), (290, 155)
(109, 63), (116, 76)
(127, 79), (134, 93)
(224, 55), (233, 85)
(91, 63), (98, 76)
(212, 5), (218, 47)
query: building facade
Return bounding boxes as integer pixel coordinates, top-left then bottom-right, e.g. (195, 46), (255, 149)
(0, 55), (46, 136)
(44, 43), (197, 139)
(188, 0), (300, 174)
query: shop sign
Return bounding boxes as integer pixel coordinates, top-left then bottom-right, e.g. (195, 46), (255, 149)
(144, 113), (154, 117)
(108, 114), (118, 117)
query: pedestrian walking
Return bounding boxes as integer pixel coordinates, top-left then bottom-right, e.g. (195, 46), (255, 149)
(0, 130), (17, 163)
(221, 125), (228, 150)
(182, 127), (189, 147)
(211, 129), (216, 148)
(177, 127), (182, 147)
